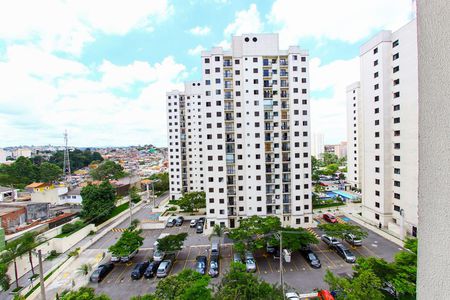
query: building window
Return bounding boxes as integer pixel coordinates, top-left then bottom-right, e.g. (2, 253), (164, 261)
(394, 117), (401, 124)
(393, 53), (399, 60)
(375, 213), (380, 220)
(393, 66), (400, 73)
(373, 47), (378, 54)
(393, 40), (399, 47)
(394, 193), (401, 199)
(393, 104), (400, 111)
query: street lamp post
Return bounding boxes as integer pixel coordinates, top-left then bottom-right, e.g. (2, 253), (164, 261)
(30, 249), (46, 300)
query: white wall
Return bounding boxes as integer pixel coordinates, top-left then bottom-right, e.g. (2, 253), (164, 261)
(417, 0), (450, 296)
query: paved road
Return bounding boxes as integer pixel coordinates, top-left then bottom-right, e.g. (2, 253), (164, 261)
(90, 214), (403, 299)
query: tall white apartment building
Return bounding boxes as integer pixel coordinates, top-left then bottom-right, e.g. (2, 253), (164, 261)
(311, 132), (324, 158)
(346, 82), (362, 189)
(356, 20), (418, 237)
(167, 33), (313, 229)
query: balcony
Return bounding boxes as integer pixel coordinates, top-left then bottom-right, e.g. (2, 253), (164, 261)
(281, 103), (289, 109)
(227, 168), (235, 175)
(264, 92), (273, 98)
(265, 136), (273, 142)
(265, 143), (274, 152)
(263, 70), (271, 77)
(224, 82), (233, 89)
(226, 137), (235, 143)
(282, 175), (291, 182)
(280, 82), (289, 88)
(266, 187), (275, 194)
(224, 93), (233, 100)
(281, 112), (289, 120)
(228, 200), (236, 206)
(225, 115), (234, 121)
(224, 72), (233, 78)
(227, 180), (235, 186)
(266, 167), (274, 173)
(281, 125), (290, 130)
(282, 154), (291, 162)
(282, 167), (291, 173)
(224, 104), (234, 111)
(282, 135), (290, 141)
(225, 125), (234, 132)
(227, 188), (236, 195)
(281, 92), (289, 98)
(265, 155), (275, 162)
(283, 195), (291, 203)
(264, 113), (274, 120)
(223, 60), (232, 67)
(282, 145), (290, 152)
(226, 154), (235, 164)
(266, 176), (275, 183)
(280, 59), (288, 66)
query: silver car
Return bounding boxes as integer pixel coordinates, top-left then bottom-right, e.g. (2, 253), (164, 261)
(245, 252), (257, 272)
(121, 249), (138, 263)
(156, 260), (172, 278)
(153, 249), (165, 262)
(345, 233), (362, 246)
(321, 235), (340, 247)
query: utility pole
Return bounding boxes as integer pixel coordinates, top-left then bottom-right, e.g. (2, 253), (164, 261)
(279, 231), (284, 299)
(38, 250), (46, 300)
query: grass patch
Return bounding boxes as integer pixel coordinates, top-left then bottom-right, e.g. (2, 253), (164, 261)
(55, 221), (86, 238)
(313, 202), (346, 209)
(11, 286), (23, 293)
(94, 202), (129, 225)
(45, 250), (61, 261)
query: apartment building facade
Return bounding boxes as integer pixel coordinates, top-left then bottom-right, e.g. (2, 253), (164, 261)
(346, 82), (362, 189)
(167, 34), (313, 229)
(356, 20), (418, 237)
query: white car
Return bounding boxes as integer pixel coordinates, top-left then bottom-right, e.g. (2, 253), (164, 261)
(153, 249), (166, 262)
(285, 292), (300, 300)
(190, 219), (197, 227)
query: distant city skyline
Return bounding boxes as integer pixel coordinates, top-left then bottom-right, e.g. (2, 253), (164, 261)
(0, 0), (414, 147)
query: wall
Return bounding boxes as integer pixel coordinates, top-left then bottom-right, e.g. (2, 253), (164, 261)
(51, 224), (95, 253)
(417, 0), (450, 297)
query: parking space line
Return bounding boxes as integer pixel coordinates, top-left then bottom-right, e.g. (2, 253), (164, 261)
(318, 248), (337, 268)
(362, 245), (378, 257)
(114, 266), (129, 284)
(265, 256), (274, 273)
(183, 247), (192, 269)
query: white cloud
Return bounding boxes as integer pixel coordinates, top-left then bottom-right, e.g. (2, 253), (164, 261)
(216, 40), (231, 50)
(0, 0), (172, 55)
(224, 3), (263, 37)
(189, 26), (211, 36)
(187, 45), (206, 56)
(309, 57), (360, 144)
(0, 45), (186, 146)
(268, 0), (413, 47)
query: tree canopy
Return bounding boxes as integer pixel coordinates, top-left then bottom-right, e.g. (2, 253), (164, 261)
(39, 162), (63, 182)
(325, 238), (417, 299)
(60, 287), (111, 300)
(215, 263), (283, 300)
(318, 223), (368, 241)
(156, 233), (188, 253)
(49, 149), (103, 171)
(148, 172), (169, 192)
(155, 269), (212, 300)
(228, 216), (318, 253)
(108, 228), (144, 257)
(90, 160), (126, 181)
(80, 181), (116, 222)
(177, 191), (206, 212)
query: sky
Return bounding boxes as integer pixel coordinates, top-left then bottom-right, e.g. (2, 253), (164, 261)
(0, 0), (414, 147)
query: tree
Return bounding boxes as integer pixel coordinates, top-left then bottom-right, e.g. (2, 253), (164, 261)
(80, 181), (116, 223)
(324, 269), (384, 300)
(0, 157), (39, 188)
(322, 153), (339, 166)
(129, 186), (141, 204)
(228, 216), (282, 252)
(215, 263), (283, 300)
(108, 229), (144, 257)
(338, 173), (346, 180)
(156, 233), (188, 253)
(0, 262), (10, 291)
(39, 162), (62, 182)
(149, 172), (169, 192)
(1, 236), (29, 289)
(318, 223), (368, 242)
(77, 263), (92, 276)
(20, 232), (40, 276)
(130, 219), (140, 229)
(60, 287), (111, 300)
(209, 224), (226, 241)
(154, 269), (212, 300)
(323, 163), (339, 176)
(130, 295), (158, 300)
(314, 184), (325, 194)
(177, 192), (206, 212)
(90, 160), (126, 181)
(49, 149), (104, 171)
(267, 227), (319, 252)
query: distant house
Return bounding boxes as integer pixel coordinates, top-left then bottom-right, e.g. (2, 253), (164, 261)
(59, 188), (83, 205)
(0, 202), (50, 234)
(319, 181), (340, 191)
(0, 186), (18, 202)
(26, 182), (68, 204)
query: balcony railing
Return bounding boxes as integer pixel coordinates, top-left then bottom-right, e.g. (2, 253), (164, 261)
(224, 104), (234, 110)
(225, 126), (234, 132)
(264, 114), (274, 120)
(227, 188), (236, 195)
(281, 125), (290, 130)
(282, 167), (291, 172)
(265, 156), (275, 162)
(225, 116), (234, 121)
(265, 124), (274, 131)
(224, 72), (232, 78)
(266, 177), (275, 183)
(227, 168), (235, 174)
(223, 61), (232, 67)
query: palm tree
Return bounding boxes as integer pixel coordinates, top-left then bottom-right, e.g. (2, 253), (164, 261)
(76, 263), (92, 276)
(0, 262), (11, 291)
(20, 232), (41, 276)
(209, 224), (227, 242)
(130, 219), (140, 229)
(1, 239), (27, 289)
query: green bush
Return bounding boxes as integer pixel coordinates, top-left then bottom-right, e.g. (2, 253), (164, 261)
(60, 221), (85, 235)
(167, 206), (177, 211)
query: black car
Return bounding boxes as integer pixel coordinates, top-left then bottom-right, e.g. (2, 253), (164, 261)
(175, 216), (184, 226)
(144, 260), (160, 278)
(196, 255), (207, 275)
(198, 217), (206, 224)
(131, 261), (150, 280)
(208, 255), (219, 277)
(90, 263), (114, 283)
(196, 223), (204, 234)
(300, 248), (321, 268)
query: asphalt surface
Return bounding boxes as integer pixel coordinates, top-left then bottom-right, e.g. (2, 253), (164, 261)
(89, 213), (403, 299)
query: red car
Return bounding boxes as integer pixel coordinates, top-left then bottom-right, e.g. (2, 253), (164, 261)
(323, 213), (337, 223)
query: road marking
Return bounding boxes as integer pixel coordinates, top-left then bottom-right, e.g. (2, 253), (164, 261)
(319, 248), (337, 268)
(111, 228), (127, 232)
(363, 245), (378, 257)
(114, 266), (129, 284)
(183, 247), (192, 269)
(265, 256), (274, 273)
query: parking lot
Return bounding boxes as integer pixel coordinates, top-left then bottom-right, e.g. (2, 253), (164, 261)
(90, 215), (403, 299)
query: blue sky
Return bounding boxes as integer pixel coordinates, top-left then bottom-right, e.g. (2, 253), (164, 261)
(0, 0), (414, 147)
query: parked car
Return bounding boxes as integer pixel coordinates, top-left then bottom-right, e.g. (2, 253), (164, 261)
(300, 248), (321, 268)
(233, 253), (242, 263)
(166, 218), (176, 227)
(190, 219), (197, 227)
(144, 260), (160, 278)
(156, 260), (173, 278)
(208, 255), (219, 277)
(90, 263), (114, 283)
(131, 261), (150, 280)
(333, 243), (356, 263)
(153, 249), (165, 262)
(196, 223), (204, 234)
(285, 292), (300, 300)
(196, 255), (207, 275)
(321, 235), (340, 247)
(323, 213), (338, 223)
(110, 255), (121, 263)
(211, 239), (220, 256)
(245, 252), (257, 273)
(266, 242), (276, 254)
(198, 217), (206, 224)
(175, 216), (184, 226)
(121, 249), (139, 263)
(344, 233), (362, 246)
(273, 248), (281, 259)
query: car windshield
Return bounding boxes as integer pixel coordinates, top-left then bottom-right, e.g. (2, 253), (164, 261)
(196, 262), (205, 268)
(308, 253), (316, 260)
(344, 250), (354, 256)
(246, 258), (255, 264)
(154, 250), (162, 256)
(210, 261), (218, 269)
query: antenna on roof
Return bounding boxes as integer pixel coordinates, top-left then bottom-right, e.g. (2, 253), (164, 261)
(63, 130), (71, 183)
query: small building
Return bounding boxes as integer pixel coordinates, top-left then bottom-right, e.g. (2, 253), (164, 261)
(26, 182), (68, 205)
(59, 188), (83, 205)
(319, 181), (340, 191)
(0, 206), (27, 234)
(0, 186), (18, 202)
